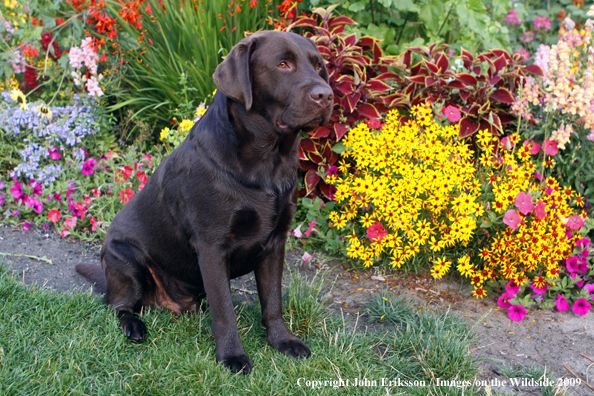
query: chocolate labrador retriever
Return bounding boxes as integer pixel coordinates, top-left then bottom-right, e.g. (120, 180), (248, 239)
(75, 31), (333, 374)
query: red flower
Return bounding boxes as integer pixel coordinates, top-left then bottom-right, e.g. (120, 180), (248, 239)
(21, 44), (39, 57)
(91, 217), (98, 231)
(120, 188), (134, 204)
(249, 0), (257, 7)
(55, 18), (65, 26)
(61, 229), (70, 238)
(84, 194), (92, 206)
(116, 165), (133, 182)
(74, 202), (87, 220)
(91, 188), (101, 197)
(367, 222), (388, 242)
(137, 171), (148, 191)
(48, 209), (61, 223)
(142, 153), (153, 168)
(24, 66), (38, 89)
(145, 3), (153, 14)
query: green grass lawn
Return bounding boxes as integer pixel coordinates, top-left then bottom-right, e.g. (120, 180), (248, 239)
(0, 264), (482, 395)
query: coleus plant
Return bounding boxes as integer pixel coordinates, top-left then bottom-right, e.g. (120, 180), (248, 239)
(381, 44), (544, 140)
(278, 5), (398, 199)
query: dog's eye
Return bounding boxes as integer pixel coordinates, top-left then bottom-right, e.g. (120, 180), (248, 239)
(278, 61), (290, 69)
(316, 63), (322, 72)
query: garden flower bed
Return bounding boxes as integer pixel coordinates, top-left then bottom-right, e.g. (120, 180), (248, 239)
(2, 0), (594, 393)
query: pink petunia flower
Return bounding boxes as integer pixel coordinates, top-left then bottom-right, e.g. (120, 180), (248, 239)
(515, 192), (534, 215)
(572, 299), (591, 316)
(497, 293), (515, 309)
(566, 215), (585, 231)
(91, 217), (98, 231)
(555, 294), (569, 311)
(367, 222), (388, 242)
(81, 158), (96, 176)
(542, 139), (559, 156)
(292, 225), (303, 238)
(506, 279), (520, 294)
(523, 139), (541, 155)
(508, 305), (526, 321)
(23, 222), (30, 231)
(61, 228), (70, 238)
(64, 217), (77, 229)
(49, 147), (61, 160)
(584, 284), (594, 301)
(442, 105), (461, 123)
(10, 181), (23, 199)
(530, 280), (547, 294)
(503, 209), (521, 230)
(120, 188), (134, 205)
(576, 238), (591, 249)
(302, 252), (313, 262)
(305, 219), (317, 237)
(534, 200), (546, 220)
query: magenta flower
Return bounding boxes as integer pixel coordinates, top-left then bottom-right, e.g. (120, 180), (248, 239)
(521, 31), (535, 43)
(49, 147), (61, 160)
(576, 238), (591, 249)
(442, 105), (461, 123)
(497, 293), (515, 309)
(555, 294), (569, 311)
(23, 222), (30, 231)
(530, 280), (547, 294)
(572, 299), (591, 316)
(508, 305), (526, 321)
(505, 279), (520, 294)
(542, 139), (559, 156)
(584, 284), (594, 301)
(534, 200), (546, 220)
(32, 182), (42, 196)
(503, 209), (522, 230)
(566, 215), (584, 231)
(10, 181), (23, 199)
(305, 219), (317, 237)
(327, 166), (338, 177)
(534, 16), (551, 31)
(506, 9), (521, 25)
(81, 158), (96, 176)
(514, 192), (534, 215)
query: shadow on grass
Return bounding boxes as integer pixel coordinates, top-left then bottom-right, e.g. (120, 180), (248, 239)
(0, 263), (482, 395)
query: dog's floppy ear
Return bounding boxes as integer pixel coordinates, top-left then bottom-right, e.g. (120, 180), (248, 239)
(213, 36), (256, 111)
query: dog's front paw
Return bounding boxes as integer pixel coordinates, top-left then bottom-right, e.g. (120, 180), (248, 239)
(117, 311), (147, 342)
(273, 338), (311, 358)
(221, 354), (252, 375)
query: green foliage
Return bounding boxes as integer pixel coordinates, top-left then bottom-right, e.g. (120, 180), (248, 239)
(282, 267), (332, 337)
(108, 0), (283, 131)
(302, 0), (510, 55)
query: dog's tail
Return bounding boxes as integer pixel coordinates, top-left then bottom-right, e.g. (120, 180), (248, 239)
(75, 263), (107, 294)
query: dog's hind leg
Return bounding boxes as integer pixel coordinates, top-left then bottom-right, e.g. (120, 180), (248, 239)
(102, 241), (149, 342)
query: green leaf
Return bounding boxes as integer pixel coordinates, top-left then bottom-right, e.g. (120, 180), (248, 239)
(347, 0), (367, 12)
(456, 0), (488, 39)
(385, 0), (420, 13)
(419, 0), (445, 33)
(332, 142), (346, 154)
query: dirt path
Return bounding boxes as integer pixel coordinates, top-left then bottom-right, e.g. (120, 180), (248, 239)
(1, 222), (593, 395)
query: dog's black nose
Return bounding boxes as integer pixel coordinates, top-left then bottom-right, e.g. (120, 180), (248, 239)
(310, 85), (333, 106)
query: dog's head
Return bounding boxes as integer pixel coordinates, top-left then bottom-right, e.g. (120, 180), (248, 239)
(213, 31), (333, 134)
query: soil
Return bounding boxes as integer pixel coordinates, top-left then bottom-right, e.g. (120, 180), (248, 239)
(1, 222), (593, 396)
